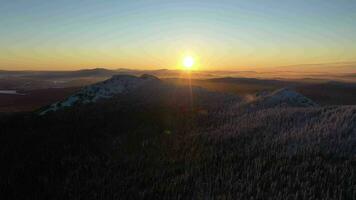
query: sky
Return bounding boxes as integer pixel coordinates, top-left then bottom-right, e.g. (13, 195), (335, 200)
(0, 0), (356, 71)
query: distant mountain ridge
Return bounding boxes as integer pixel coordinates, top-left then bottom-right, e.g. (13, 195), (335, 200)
(2, 66), (356, 80)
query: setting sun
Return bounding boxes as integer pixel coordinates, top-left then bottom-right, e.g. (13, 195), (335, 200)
(183, 56), (195, 70)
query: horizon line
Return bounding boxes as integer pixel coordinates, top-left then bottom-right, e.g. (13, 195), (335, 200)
(1, 60), (355, 72)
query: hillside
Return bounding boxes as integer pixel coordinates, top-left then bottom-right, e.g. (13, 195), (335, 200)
(1, 75), (356, 199)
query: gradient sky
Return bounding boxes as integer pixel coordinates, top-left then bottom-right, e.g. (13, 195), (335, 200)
(0, 0), (356, 71)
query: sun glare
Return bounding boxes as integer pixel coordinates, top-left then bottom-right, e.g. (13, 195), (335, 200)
(183, 56), (195, 70)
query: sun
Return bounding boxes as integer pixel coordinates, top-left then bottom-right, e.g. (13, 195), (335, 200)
(183, 56), (195, 70)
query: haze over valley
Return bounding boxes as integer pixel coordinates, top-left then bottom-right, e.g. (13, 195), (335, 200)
(0, 67), (356, 112)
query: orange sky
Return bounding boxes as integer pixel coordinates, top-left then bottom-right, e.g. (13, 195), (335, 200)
(1, 1), (356, 72)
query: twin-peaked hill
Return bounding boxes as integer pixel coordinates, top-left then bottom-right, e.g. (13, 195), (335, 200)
(39, 74), (240, 115)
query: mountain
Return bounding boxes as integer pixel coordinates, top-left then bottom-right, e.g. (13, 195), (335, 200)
(252, 88), (318, 108)
(0, 68), (216, 80)
(221, 88), (318, 117)
(0, 68), (117, 79)
(40, 74), (160, 114)
(40, 74), (319, 115)
(39, 74), (241, 115)
(31, 68), (117, 79)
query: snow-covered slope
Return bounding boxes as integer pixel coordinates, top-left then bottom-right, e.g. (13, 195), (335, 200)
(253, 88), (318, 108)
(40, 74), (160, 115)
(256, 88), (317, 107)
(224, 88), (318, 117)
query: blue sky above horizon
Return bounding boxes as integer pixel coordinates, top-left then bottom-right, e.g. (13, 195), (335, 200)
(0, 0), (356, 71)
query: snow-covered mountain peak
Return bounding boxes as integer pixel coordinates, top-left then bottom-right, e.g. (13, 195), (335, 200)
(254, 88), (318, 108)
(234, 88), (318, 113)
(40, 74), (160, 115)
(267, 88), (317, 106)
